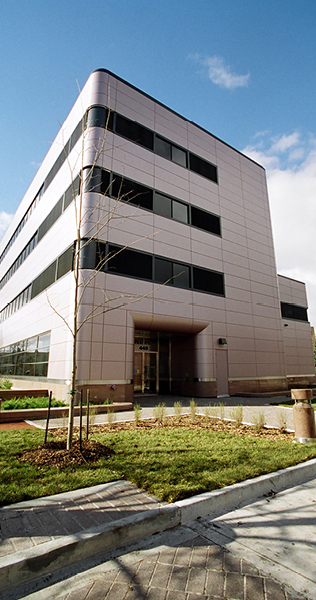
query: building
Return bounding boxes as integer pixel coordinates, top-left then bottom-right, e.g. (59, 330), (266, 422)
(0, 69), (314, 401)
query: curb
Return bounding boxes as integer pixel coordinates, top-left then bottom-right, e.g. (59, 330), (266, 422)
(1, 458), (316, 595)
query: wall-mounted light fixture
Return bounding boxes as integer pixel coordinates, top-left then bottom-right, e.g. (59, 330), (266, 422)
(218, 338), (227, 345)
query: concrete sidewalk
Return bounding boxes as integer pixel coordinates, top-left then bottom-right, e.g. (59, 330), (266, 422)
(1, 460), (316, 599)
(1, 397), (315, 599)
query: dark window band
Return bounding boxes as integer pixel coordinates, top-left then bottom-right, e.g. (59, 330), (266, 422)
(0, 176), (80, 291)
(81, 240), (225, 297)
(86, 105), (218, 184)
(281, 302), (308, 322)
(83, 166), (221, 235)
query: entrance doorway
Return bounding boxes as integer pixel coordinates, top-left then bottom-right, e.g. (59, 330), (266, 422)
(134, 352), (158, 393)
(134, 330), (170, 394)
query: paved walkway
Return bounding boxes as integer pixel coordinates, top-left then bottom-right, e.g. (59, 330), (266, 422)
(10, 477), (316, 600)
(0, 482), (164, 560)
(1, 396), (315, 599)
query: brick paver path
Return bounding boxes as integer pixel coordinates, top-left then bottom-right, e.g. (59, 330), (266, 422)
(31, 526), (305, 600)
(0, 481), (164, 558)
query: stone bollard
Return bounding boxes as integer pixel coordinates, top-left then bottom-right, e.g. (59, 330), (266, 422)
(291, 389), (316, 443)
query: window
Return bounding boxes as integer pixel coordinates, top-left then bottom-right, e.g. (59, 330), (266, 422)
(155, 136), (171, 160)
(111, 175), (153, 210)
(189, 153), (218, 183)
(172, 145), (187, 167)
(281, 302), (308, 322)
(38, 197), (63, 242)
(83, 166), (110, 195)
(79, 239), (98, 270)
(115, 114), (154, 150)
(31, 262), (57, 299)
(154, 258), (172, 283)
(64, 175), (80, 210)
(155, 136), (187, 168)
(173, 200), (188, 224)
(0, 332), (51, 377)
(107, 245), (153, 280)
(193, 266), (225, 296)
(87, 106), (113, 130)
(153, 192), (172, 218)
(190, 206), (221, 235)
(57, 246), (74, 279)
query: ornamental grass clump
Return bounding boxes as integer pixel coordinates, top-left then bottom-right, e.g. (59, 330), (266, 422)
(190, 399), (197, 423)
(153, 403), (167, 425)
(278, 409), (287, 433)
(134, 403), (142, 426)
(253, 411), (266, 433)
(229, 405), (243, 428)
(174, 401), (182, 421)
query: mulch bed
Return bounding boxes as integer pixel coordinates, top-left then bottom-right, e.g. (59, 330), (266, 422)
(18, 415), (293, 469)
(19, 439), (114, 468)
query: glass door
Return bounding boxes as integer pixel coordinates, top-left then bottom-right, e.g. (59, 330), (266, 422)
(134, 351), (158, 393)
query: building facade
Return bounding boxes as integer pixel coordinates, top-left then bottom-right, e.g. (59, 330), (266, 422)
(0, 69), (314, 401)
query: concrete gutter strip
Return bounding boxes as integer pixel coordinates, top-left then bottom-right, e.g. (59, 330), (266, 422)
(1, 458), (316, 594)
(0, 506), (180, 593)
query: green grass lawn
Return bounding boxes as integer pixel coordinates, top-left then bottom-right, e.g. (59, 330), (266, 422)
(1, 425), (316, 506)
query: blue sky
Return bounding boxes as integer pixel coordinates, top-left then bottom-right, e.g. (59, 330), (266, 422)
(1, 0), (316, 324)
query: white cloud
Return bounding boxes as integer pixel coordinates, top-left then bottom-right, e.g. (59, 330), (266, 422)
(243, 133), (316, 326)
(0, 211), (13, 242)
(191, 54), (250, 90)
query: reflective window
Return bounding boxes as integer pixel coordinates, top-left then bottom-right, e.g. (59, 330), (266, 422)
(172, 145), (187, 167)
(153, 192), (172, 218)
(155, 136), (171, 160)
(172, 200), (188, 223)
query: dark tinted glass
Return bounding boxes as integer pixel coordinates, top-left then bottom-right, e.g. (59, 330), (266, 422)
(79, 239), (97, 269)
(173, 263), (190, 288)
(31, 262), (57, 299)
(87, 106), (113, 130)
(70, 117), (85, 150)
(155, 136), (171, 160)
(281, 302), (308, 322)
(172, 145), (187, 167)
(57, 246), (74, 279)
(38, 197), (63, 242)
(153, 192), (172, 218)
(111, 175), (153, 210)
(172, 200), (188, 223)
(107, 245), (152, 280)
(189, 153), (218, 183)
(64, 176), (80, 209)
(83, 167), (110, 195)
(154, 257), (172, 283)
(193, 266), (224, 296)
(191, 206), (221, 235)
(115, 114), (154, 150)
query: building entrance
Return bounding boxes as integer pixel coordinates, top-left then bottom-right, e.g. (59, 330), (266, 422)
(134, 330), (170, 394)
(134, 352), (158, 393)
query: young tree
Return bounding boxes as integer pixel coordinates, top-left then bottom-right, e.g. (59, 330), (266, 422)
(48, 108), (164, 449)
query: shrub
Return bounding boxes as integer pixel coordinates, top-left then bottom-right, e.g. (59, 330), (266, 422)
(0, 378), (13, 390)
(1, 397), (65, 410)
